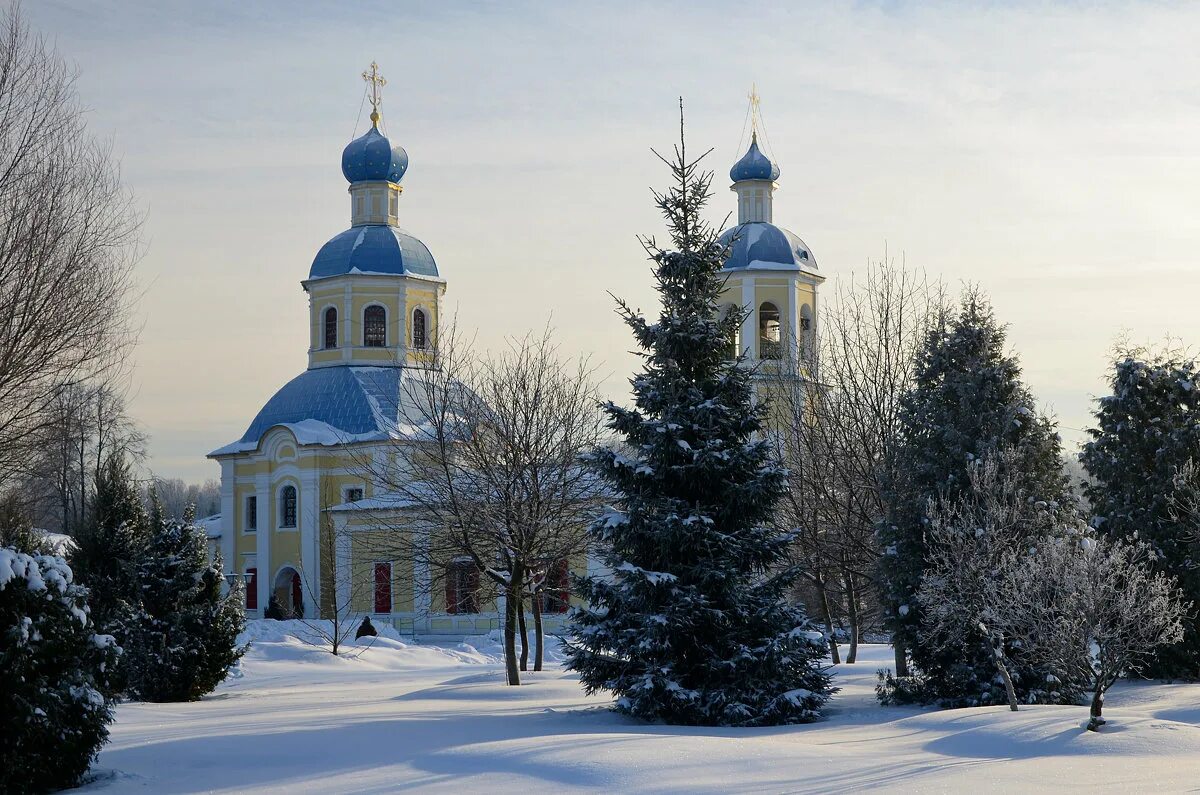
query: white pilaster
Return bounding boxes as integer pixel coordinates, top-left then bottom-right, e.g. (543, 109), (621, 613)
(300, 466), (320, 611)
(342, 282), (352, 361)
(334, 512), (352, 618)
(740, 276), (757, 359)
(414, 526), (431, 633)
(255, 472), (270, 617)
(219, 460), (236, 593)
(788, 275), (800, 361)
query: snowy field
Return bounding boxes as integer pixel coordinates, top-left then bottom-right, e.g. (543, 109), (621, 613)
(78, 621), (1200, 793)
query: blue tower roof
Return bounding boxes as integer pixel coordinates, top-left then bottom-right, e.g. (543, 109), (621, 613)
(341, 126), (409, 184)
(729, 136), (780, 183)
(309, 225), (439, 280)
(719, 222), (816, 271)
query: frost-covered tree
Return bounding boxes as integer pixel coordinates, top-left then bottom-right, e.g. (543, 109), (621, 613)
(1081, 352), (1200, 678)
(917, 455), (1084, 711)
(566, 110), (833, 726)
(124, 504), (244, 702)
(1000, 535), (1186, 731)
(879, 288), (1066, 704)
(1, 548), (119, 793)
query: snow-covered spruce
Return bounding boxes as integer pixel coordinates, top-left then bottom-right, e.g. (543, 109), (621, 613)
(1082, 352), (1200, 679)
(123, 505), (245, 702)
(0, 547), (119, 793)
(878, 289), (1069, 707)
(565, 118), (834, 726)
(69, 454), (153, 695)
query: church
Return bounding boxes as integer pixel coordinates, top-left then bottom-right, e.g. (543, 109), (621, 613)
(205, 69), (821, 637)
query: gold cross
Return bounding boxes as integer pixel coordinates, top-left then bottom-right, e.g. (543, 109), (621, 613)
(748, 83), (761, 140)
(362, 61), (387, 127)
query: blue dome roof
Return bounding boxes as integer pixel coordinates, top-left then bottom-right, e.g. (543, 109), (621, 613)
(309, 225), (438, 280)
(238, 367), (402, 445)
(341, 126), (409, 183)
(719, 222), (816, 271)
(729, 137), (780, 183)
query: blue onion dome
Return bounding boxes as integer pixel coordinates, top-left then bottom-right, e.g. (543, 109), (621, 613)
(718, 223), (816, 272)
(309, 226), (438, 280)
(341, 125), (409, 183)
(729, 134), (780, 182)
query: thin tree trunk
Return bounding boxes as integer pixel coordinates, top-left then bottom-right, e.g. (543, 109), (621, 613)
(894, 637), (909, 678)
(989, 635), (1019, 712)
(503, 580), (521, 686)
(1088, 686), (1105, 731)
(517, 589), (529, 672)
(816, 575), (841, 664)
(532, 588), (544, 672)
(843, 566), (860, 664)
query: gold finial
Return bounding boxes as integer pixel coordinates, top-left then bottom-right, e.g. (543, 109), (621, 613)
(748, 83), (761, 142)
(362, 61), (387, 128)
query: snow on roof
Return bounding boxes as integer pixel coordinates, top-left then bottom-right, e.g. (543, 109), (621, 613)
(195, 514), (222, 539)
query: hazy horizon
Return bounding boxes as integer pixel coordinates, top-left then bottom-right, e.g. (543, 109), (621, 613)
(28, 1), (1200, 483)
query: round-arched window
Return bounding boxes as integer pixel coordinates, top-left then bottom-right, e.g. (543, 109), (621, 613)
(323, 307), (338, 349)
(412, 308), (427, 350)
(364, 305), (386, 347)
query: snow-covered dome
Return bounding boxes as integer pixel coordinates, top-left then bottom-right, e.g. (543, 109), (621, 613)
(309, 225), (438, 280)
(729, 136), (779, 183)
(719, 222), (816, 272)
(212, 367), (432, 455)
(341, 126), (409, 184)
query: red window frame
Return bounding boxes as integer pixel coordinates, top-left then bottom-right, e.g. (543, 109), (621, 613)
(374, 562), (392, 614)
(245, 567), (258, 610)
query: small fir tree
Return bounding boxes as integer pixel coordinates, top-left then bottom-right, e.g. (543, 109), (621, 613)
(878, 289), (1067, 706)
(125, 503), (245, 702)
(0, 548), (119, 793)
(68, 454), (151, 693)
(566, 110), (833, 726)
(1081, 352), (1200, 678)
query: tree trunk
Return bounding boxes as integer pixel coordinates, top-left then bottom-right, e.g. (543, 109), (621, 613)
(517, 589), (529, 672)
(816, 575), (841, 664)
(503, 568), (522, 686)
(1087, 686), (1105, 731)
(893, 637), (909, 678)
(989, 635), (1019, 712)
(532, 587), (544, 672)
(843, 568), (860, 664)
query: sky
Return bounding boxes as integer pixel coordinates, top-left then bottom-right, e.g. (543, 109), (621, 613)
(25, 1), (1200, 482)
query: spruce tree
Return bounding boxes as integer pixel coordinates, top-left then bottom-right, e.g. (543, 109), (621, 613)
(68, 454), (150, 694)
(878, 289), (1067, 706)
(125, 504), (245, 702)
(1081, 353), (1200, 678)
(565, 113), (833, 726)
(1, 548), (119, 793)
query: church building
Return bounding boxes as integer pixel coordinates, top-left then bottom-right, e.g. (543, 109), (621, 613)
(205, 72), (819, 637)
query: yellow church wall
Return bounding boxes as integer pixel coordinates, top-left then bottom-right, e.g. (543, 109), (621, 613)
(348, 530), (415, 614)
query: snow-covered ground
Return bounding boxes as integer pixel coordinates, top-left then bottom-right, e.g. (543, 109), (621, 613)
(78, 621), (1200, 793)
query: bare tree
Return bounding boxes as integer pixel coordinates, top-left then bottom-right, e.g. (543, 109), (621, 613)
(769, 259), (942, 666)
(999, 535), (1187, 731)
(0, 7), (140, 487)
(351, 322), (604, 684)
(19, 380), (144, 535)
(292, 489), (393, 657)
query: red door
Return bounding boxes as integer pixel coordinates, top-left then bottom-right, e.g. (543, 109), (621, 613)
(246, 568), (258, 610)
(374, 563), (392, 614)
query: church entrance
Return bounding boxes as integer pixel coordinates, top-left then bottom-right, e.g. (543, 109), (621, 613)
(273, 567), (304, 619)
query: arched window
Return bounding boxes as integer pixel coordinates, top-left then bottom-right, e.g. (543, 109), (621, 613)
(759, 302), (781, 360)
(280, 485), (297, 528)
(800, 305), (814, 361)
(323, 307), (338, 349)
(364, 305), (386, 348)
(721, 304), (740, 360)
(412, 308), (427, 350)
